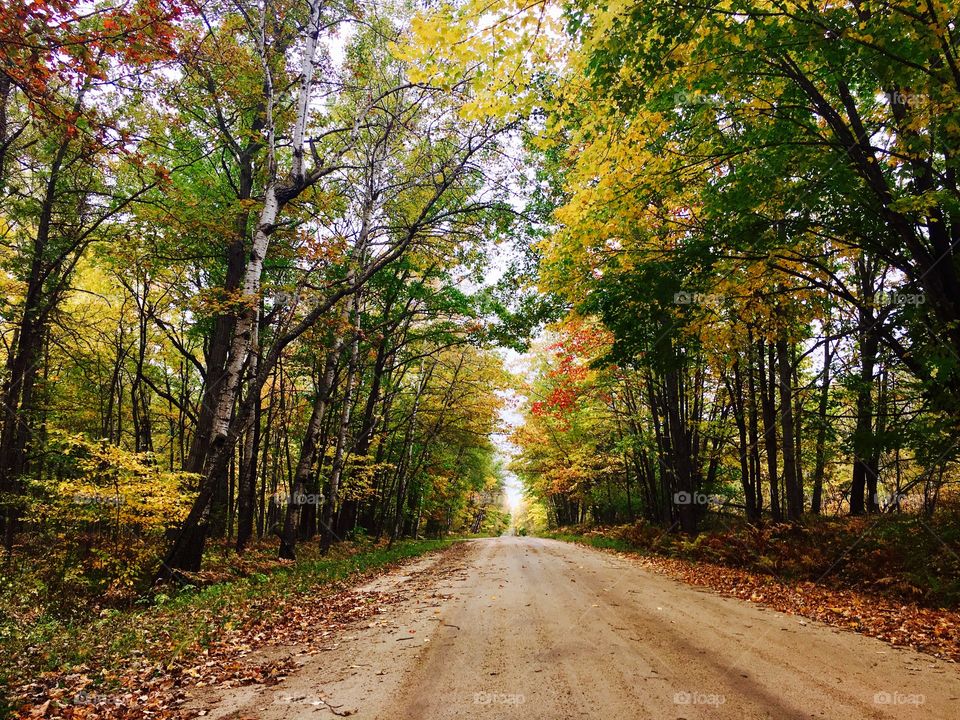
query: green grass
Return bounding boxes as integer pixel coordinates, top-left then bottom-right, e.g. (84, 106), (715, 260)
(0, 538), (452, 712)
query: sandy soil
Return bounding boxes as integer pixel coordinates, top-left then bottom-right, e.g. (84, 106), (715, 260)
(188, 536), (960, 719)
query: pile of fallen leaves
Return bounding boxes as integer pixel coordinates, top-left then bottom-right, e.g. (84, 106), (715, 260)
(15, 587), (401, 719)
(9, 542), (455, 720)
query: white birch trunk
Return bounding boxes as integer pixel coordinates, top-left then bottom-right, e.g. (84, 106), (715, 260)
(207, 0), (324, 451)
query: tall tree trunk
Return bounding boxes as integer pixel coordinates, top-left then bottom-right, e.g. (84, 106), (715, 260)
(746, 329), (764, 518)
(850, 303), (879, 516)
(235, 317), (261, 552)
(389, 360), (435, 545)
(758, 338), (781, 522)
(0, 129), (71, 555)
(729, 358), (759, 521)
(866, 366), (887, 513)
(320, 315), (361, 553)
(777, 337), (802, 521)
(160, 1), (327, 574)
(278, 330), (344, 560)
(811, 335), (833, 514)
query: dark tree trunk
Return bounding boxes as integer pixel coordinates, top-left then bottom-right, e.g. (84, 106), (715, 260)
(279, 336), (342, 560)
(850, 295), (879, 516)
(235, 318), (262, 552)
(811, 335), (833, 514)
(777, 337), (802, 521)
(321, 318), (361, 553)
(729, 359), (759, 521)
(758, 339), (781, 522)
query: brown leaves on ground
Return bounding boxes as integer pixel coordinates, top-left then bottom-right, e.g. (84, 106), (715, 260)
(8, 536), (466, 720)
(15, 586), (407, 720)
(619, 515), (960, 607)
(611, 549), (960, 662)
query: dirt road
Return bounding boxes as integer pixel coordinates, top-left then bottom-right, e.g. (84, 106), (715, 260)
(192, 537), (959, 719)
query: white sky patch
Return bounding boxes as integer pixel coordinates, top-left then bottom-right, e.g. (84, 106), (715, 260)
(322, 21), (351, 69)
(492, 386), (526, 512)
(492, 342), (541, 513)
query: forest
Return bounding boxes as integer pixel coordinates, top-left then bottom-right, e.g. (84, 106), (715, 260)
(510, 0), (960, 543)
(0, 0), (518, 590)
(3, 0), (960, 717)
